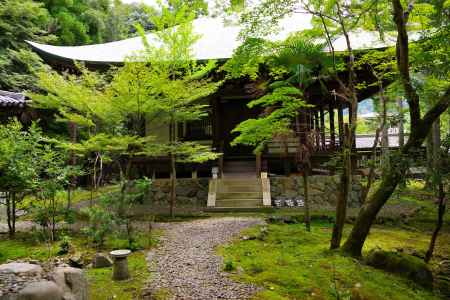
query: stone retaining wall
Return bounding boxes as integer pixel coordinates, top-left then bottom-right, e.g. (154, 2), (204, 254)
(270, 175), (363, 207)
(145, 178), (209, 208)
(144, 175), (362, 208)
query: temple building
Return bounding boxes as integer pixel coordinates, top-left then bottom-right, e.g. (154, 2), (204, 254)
(28, 16), (400, 208)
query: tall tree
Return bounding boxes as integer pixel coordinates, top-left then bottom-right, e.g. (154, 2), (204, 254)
(342, 0), (450, 257)
(43, 0), (112, 45)
(133, 1), (221, 217)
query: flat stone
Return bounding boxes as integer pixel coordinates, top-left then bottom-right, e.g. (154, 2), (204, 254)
(0, 263), (43, 275)
(110, 249), (131, 258)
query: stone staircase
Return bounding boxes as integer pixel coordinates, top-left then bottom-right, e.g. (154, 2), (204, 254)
(206, 160), (271, 210)
(215, 178), (263, 208)
(222, 160), (256, 178)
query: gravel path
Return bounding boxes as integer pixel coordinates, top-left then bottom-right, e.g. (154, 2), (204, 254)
(144, 217), (263, 300)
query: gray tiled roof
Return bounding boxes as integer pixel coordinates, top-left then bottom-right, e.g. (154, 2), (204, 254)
(0, 90), (27, 108)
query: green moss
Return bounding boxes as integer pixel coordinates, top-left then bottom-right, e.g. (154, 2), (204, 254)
(87, 251), (149, 300)
(220, 222), (444, 300)
(0, 235), (59, 263)
(21, 184), (120, 210)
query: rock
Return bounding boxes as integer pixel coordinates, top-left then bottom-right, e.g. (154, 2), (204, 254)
(17, 281), (63, 300)
(266, 215), (300, 224)
(68, 254), (84, 268)
(366, 250), (433, 289)
(435, 260), (450, 297)
(0, 263), (42, 275)
(51, 267), (88, 300)
(92, 253), (112, 268)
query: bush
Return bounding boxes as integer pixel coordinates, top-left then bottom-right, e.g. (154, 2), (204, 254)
(58, 235), (71, 255)
(224, 260), (235, 271)
(82, 206), (113, 248)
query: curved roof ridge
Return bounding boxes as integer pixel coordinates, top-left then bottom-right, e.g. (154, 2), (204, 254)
(27, 15), (400, 64)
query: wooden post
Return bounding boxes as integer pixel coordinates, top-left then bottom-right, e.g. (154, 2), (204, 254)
(329, 103), (336, 149)
(338, 102), (344, 147)
(319, 107), (326, 149)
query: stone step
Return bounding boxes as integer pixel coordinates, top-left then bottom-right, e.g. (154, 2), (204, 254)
(214, 198), (263, 208)
(216, 192), (262, 200)
(219, 178), (261, 185)
(219, 186), (261, 193)
(204, 207), (275, 213)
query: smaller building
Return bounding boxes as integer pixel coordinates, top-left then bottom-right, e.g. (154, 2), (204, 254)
(0, 90), (29, 123)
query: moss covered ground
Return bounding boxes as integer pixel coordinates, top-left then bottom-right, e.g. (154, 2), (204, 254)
(218, 180), (449, 300)
(220, 220), (448, 300)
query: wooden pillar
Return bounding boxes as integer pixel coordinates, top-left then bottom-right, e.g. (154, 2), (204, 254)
(319, 107), (326, 149)
(256, 152), (261, 177)
(212, 98), (220, 151)
(314, 111), (320, 148)
(299, 110), (307, 144)
(337, 102), (344, 147)
(329, 103), (336, 149)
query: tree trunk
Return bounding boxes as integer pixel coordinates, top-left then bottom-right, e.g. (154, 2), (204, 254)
(169, 117), (177, 219)
(12, 192), (16, 237)
(330, 125), (351, 249)
(380, 93), (389, 171)
(397, 97), (405, 147)
(170, 153), (176, 218)
(341, 105), (449, 257)
(425, 118), (444, 263)
(51, 196), (56, 242)
(303, 173), (311, 232)
(425, 132), (434, 189)
(6, 193), (13, 238)
(360, 127), (382, 204)
(425, 181), (446, 263)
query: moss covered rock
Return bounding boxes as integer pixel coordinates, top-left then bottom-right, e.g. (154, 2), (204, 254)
(365, 250), (433, 289)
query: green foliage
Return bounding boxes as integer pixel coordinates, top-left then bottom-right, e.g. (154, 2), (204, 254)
(58, 235), (71, 255)
(42, 0), (116, 45)
(222, 38), (274, 80)
(227, 36), (325, 153)
(130, 1), (222, 164)
(82, 178), (151, 249)
(0, 120), (42, 192)
(0, 0), (51, 91)
(82, 205), (114, 247)
(232, 83), (309, 153)
(224, 260), (235, 271)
